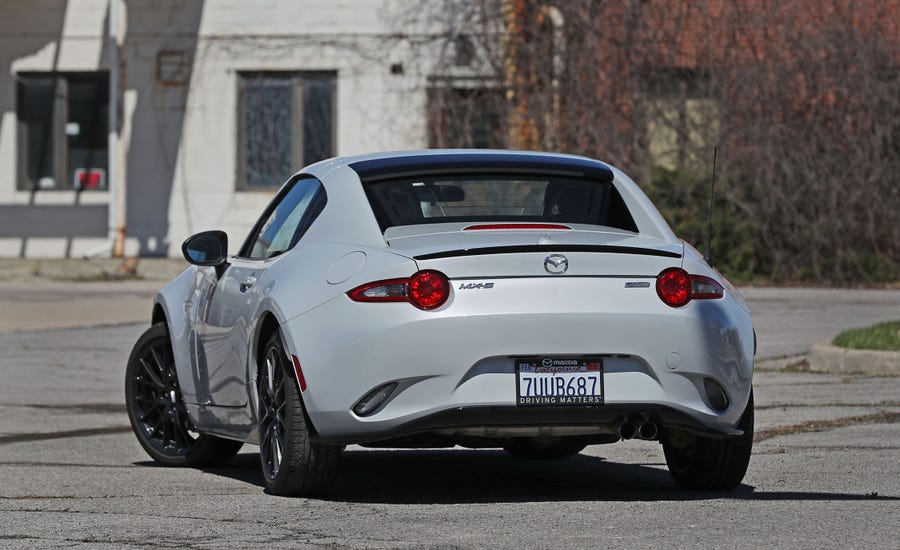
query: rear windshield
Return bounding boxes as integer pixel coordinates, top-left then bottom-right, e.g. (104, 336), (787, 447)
(363, 175), (638, 232)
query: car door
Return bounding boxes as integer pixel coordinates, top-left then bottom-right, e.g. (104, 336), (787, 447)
(194, 176), (326, 407)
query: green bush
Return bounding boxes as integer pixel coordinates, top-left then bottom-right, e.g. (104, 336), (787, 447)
(643, 166), (762, 283)
(643, 166), (899, 285)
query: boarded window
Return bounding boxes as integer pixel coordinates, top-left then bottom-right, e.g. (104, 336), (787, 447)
(237, 72), (336, 190)
(427, 85), (506, 149)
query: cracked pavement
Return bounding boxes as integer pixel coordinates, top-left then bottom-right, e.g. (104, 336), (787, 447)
(0, 287), (898, 548)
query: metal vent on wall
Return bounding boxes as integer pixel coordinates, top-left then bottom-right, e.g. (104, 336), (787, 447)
(157, 51), (191, 86)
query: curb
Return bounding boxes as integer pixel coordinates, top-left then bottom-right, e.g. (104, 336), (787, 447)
(808, 341), (900, 376)
(0, 258), (187, 283)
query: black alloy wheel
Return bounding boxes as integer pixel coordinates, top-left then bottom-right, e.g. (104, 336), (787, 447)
(126, 323), (242, 466)
(259, 343), (288, 480)
(257, 331), (340, 496)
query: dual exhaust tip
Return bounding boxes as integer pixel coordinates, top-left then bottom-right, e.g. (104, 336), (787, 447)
(619, 420), (658, 441)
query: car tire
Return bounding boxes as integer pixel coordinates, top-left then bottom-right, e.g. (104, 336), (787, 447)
(126, 322), (243, 467)
(257, 331), (341, 497)
(503, 437), (587, 460)
(663, 391), (754, 491)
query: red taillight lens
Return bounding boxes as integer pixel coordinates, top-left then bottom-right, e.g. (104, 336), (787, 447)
(656, 268), (692, 307)
(656, 268), (724, 307)
(408, 270), (450, 310)
(347, 270), (450, 310)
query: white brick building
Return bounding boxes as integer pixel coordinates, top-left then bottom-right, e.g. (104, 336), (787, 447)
(0, 0), (444, 257)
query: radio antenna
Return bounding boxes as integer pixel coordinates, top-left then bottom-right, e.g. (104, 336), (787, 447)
(705, 148), (718, 265)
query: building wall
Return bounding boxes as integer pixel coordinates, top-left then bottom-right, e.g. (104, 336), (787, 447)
(0, 0), (110, 257)
(0, 0), (427, 258)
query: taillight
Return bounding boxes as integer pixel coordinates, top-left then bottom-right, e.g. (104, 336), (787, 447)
(656, 268), (692, 307)
(689, 276), (725, 300)
(407, 270), (450, 310)
(347, 278), (409, 302)
(656, 268), (724, 307)
(347, 270), (450, 310)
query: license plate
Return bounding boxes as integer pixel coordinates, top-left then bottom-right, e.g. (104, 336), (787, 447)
(516, 358), (604, 406)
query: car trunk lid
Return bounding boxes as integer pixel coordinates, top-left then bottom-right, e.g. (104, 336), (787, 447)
(385, 222), (683, 278)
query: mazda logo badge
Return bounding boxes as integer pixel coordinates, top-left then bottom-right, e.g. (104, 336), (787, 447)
(544, 254), (568, 274)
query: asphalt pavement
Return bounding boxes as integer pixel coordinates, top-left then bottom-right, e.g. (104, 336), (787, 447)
(0, 281), (898, 548)
(742, 287), (900, 359)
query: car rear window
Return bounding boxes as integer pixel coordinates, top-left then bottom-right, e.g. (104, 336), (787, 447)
(363, 175), (638, 232)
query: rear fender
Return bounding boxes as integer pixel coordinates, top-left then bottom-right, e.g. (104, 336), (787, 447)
(259, 247), (418, 432)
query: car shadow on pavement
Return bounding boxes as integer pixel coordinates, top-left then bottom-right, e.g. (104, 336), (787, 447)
(185, 449), (900, 504)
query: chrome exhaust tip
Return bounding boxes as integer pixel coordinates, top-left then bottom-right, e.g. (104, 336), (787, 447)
(638, 421), (658, 440)
(619, 422), (637, 440)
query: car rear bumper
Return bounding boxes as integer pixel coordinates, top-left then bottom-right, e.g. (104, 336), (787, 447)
(280, 282), (754, 443)
(309, 403), (743, 445)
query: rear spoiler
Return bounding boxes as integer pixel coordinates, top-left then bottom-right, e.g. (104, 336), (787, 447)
(414, 244), (682, 261)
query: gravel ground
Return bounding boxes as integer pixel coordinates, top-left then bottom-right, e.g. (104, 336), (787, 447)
(0, 279), (898, 548)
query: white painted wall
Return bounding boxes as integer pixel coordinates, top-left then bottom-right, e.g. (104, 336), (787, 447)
(0, 0), (430, 257)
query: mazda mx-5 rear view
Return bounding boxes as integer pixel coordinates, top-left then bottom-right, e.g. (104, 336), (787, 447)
(125, 150), (755, 497)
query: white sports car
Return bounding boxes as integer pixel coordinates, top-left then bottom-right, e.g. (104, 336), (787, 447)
(125, 150), (755, 496)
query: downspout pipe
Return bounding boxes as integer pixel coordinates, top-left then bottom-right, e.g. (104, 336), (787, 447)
(108, 0), (123, 257)
(85, 0), (121, 259)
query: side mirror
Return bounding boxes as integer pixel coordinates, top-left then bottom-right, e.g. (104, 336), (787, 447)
(182, 230), (228, 267)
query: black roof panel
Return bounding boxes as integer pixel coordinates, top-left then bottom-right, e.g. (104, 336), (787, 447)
(349, 152), (615, 183)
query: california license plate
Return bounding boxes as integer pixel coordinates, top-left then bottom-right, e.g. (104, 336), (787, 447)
(516, 358), (604, 406)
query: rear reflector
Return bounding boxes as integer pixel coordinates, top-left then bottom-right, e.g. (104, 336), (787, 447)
(290, 355), (307, 392)
(703, 377), (729, 411)
(463, 223), (572, 231)
(656, 268), (724, 307)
